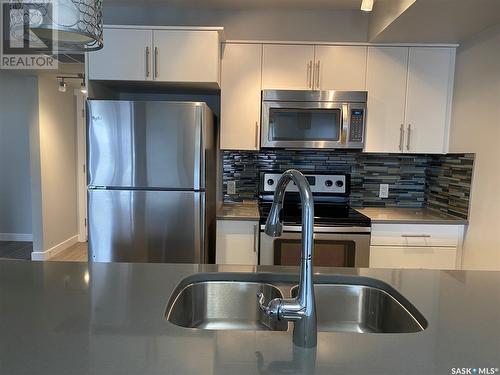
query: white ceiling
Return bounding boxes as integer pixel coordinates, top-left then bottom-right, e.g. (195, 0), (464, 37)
(371, 0), (500, 43)
(106, 0), (365, 10)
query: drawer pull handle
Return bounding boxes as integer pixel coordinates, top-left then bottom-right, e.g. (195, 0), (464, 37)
(401, 234), (431, 238)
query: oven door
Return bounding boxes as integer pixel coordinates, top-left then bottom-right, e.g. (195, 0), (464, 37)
(260, 229), (370, 268)
(261, 101), (348, 149)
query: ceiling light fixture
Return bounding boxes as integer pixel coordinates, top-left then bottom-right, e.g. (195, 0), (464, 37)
(361, 0), (374, 12)
(56, 73), (85, 93)
(58, 79), (67, 92)
(9, 0), (103, 52)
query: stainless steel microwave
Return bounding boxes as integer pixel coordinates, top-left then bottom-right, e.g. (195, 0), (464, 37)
(261, 90), (367, 149)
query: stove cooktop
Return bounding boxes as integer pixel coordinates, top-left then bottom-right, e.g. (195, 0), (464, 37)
(258, 202), (371, 227)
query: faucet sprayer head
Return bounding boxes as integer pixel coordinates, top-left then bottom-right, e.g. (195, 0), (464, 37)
(264, 202), (283, 237)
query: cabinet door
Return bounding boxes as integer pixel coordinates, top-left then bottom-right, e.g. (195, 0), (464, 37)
(314, 46), (367, 90)
(369, 246), (457, 270)
(262, 44), (315, 90)
(404, 47), (455, 153)
(220, 43), (262, 150)
(88, 28), (152, 81)
(364, 47), (409, 153)
(153, 30), (220, 84)
(216, 220), (259, 265)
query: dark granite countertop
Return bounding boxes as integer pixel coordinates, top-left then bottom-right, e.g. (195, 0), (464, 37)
(0, 260), (498, 375)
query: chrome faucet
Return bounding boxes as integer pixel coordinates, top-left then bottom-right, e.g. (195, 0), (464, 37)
(257, 169), (317, 348)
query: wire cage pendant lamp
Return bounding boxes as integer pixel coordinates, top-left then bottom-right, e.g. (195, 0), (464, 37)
(8, 0), (103, 52)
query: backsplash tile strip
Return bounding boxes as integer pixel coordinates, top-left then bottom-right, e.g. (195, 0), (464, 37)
(222, 150), (474, 219)
(426, 153), (474, 219)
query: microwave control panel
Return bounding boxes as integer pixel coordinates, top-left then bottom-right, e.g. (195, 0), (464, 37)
(349, 109), (365, 142)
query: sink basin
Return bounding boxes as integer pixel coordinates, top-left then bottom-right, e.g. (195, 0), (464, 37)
(291, 284), (427, 333)
(166, 281), (288, 331)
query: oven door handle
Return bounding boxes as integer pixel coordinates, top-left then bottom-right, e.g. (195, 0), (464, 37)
(260, 225), (371, 233)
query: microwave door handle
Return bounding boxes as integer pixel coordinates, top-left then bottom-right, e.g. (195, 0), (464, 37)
(341, 104), (349, 144)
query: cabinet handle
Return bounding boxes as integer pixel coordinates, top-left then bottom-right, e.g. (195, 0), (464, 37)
(253, 224), (259, 253)
(406, 124), (412, 151)
(154, 46), (158, 78)
(401, 234), (431, 238)
(315, 60), (320, 90)
(307, 60), (312, 88)
(399, 124), (404, 151)
(255, 121), (259, 149)
(145, 47), (150, 78)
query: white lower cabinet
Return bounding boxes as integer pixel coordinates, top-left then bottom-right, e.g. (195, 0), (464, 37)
(369, 223), (464, 269)
(216, 220), (259, 265)
(370, 246), (457, 270)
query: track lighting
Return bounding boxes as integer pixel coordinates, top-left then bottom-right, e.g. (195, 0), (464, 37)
(58, 79), (67, 93)
(80, 81), (88, 95)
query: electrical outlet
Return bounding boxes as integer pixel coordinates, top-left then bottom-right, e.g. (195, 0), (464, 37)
(379, 184), (389, 198)
(227, 180), (236, 195)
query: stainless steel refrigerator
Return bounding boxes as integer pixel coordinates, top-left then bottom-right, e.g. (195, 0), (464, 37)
(87, 100), (216, 263)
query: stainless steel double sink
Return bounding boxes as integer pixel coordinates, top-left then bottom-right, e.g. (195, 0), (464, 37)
(165, 274), (427, 334)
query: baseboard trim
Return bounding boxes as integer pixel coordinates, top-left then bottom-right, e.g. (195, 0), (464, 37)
(0, 233), (33, 242)
(31, 235), (78, 261)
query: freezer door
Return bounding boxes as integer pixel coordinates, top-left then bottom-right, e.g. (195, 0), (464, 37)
(88, 190), (205, 263)
(87, 100), (205, 189)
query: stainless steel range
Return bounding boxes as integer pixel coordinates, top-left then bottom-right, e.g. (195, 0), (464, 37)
(258, 172), (371, 267)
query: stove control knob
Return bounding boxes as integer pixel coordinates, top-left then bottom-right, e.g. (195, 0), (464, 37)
(325, 180), (333, 187)
(335, 180), (344, 188)
(267, 179), (274, 186)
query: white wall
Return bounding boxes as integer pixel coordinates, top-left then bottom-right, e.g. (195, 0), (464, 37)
(103, 4), (369, 42)
(32, 76), (78, 256)
(0, 72), (38, 240)
(449, 25), (500, 270)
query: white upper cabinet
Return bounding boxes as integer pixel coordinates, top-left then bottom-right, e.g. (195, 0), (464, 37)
(364, 46), (455, 154)
(365, 47), (409, 153)
(314, 46), (367, 90)
(404, 47), (455, 153)
(153, 30), (220, 84)
(220, 43), (262, 150)
(262, 44), (315, 90)
(88, 28), (153, 81)
(88, 26), (221, 86)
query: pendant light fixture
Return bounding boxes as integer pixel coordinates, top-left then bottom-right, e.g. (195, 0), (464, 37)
(9, 0), (103, 52)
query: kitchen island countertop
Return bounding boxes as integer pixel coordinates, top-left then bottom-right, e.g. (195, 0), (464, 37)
(0, 260), (498, 375)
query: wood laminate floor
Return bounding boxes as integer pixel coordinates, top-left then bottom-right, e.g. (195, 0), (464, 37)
(50, 242), (88, 262)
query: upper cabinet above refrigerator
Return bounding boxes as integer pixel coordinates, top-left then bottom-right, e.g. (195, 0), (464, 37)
(87, 26), (223, 88)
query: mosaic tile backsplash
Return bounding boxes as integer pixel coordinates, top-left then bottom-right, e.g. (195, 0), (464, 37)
(222, 150), (474, 219)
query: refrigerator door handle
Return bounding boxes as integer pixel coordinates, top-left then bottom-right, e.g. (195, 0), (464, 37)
(193, 105), (203, 191)
(193, 192), (205, 262)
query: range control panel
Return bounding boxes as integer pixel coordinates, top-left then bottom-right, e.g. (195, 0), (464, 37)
(348, 109), (365, 142)
(262, 173), (347, 194)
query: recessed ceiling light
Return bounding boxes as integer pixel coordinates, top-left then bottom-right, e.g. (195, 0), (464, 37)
(361, 0), (374, 12)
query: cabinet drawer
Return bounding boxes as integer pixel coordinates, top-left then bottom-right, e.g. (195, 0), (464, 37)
(370, 246), (457, 269)
(371, 224), (460, 247)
